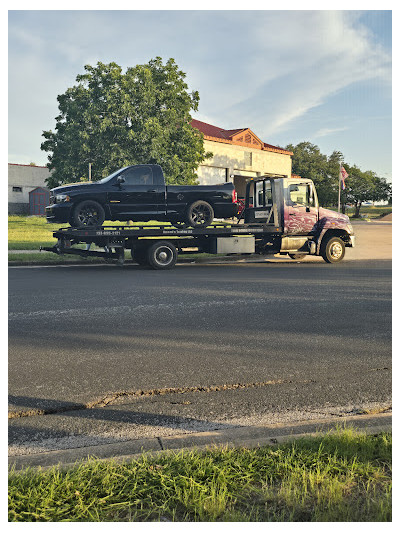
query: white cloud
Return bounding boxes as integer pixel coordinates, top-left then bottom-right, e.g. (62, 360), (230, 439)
(313, 127), (350, 138)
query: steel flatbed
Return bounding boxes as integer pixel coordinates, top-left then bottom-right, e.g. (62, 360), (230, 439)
(40, 222), (282, 269)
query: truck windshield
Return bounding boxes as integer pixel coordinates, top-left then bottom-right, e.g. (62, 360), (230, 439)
(97, 167), (129, 184)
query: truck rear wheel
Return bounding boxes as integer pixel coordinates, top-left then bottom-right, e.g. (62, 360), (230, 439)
(146, 241), (177, 270)
(185, 201), (214, 228)
(321, 236), (345, 263)
(71, 200), (105, 228)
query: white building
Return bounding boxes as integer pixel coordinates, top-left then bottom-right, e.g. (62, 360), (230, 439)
(8, 163), (51, 214)
(191, 119), (294, 198)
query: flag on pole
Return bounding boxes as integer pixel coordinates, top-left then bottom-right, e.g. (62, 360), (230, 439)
(340, 165), (348, 190)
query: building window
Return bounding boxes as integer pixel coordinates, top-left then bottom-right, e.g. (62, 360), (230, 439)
(12, 186), (22, 192)
(244, 152), (252, 167)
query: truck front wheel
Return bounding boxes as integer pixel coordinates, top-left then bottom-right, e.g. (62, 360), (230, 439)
(146, 241), (177, 270)
(71, 200), (105, 228)
(185, 201), (214, 228)
(321, 236), (345, 263)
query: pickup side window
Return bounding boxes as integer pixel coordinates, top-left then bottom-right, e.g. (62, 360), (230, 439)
(122, 166), (153, 185)
(289, 183), (316, 207)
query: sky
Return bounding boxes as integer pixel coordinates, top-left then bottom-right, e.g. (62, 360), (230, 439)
(8, 7), (392, 181)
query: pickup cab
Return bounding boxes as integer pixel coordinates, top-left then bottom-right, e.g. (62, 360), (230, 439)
(45, 164), (238, 228)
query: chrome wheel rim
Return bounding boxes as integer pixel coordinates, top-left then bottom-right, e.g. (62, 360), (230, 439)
(330, 242), (343, 259)
(154, 247), (173, 266)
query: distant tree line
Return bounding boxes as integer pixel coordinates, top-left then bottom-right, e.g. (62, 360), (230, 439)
(285, 142), (391, 215)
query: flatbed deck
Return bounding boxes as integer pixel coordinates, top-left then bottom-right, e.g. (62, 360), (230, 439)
(51, 222), (279, 240)
(41, 222), (281, 269)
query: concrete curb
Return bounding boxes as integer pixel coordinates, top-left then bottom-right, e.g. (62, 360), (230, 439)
(9, 412), (391, 471)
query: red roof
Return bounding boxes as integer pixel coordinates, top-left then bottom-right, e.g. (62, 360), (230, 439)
(190, 119), (293, 155)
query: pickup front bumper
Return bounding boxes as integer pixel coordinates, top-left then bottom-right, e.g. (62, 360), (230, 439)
(45, 203), (72, 224)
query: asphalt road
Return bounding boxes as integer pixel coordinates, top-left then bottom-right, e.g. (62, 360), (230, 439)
(9, 228), (392, 456)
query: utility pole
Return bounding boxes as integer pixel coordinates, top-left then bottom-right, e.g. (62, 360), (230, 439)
(89, 162), (92, 181)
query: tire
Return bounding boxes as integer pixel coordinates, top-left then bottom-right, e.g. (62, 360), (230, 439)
(185, 201), (214, 228)
(288, 254), (307, 260)
(130, 248), (149, 266)
(71, 200), (105, 227)
(321, 236), (345, 263)
(146, 241), (177, 270)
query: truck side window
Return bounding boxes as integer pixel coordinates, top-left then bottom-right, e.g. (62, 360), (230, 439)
(289, 184), (309, 206)
(122, 166), (153, 185)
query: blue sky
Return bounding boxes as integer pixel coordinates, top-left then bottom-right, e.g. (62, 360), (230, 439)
(8, 9), (392, 181)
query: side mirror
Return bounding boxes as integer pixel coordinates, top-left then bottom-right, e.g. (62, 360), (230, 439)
(113, 175), (125, 188)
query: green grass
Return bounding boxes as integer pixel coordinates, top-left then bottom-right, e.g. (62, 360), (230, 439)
(8, 216), (172, 250)
(8, 252), (107, 263)
(8, 428), (391, 522)
(327, 206), (392, 219)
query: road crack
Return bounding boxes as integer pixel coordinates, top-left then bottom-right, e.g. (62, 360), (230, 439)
(9, 379), (315, 419)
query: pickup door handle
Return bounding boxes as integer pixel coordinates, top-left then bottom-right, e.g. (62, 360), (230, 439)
(147, 189), (157, 193)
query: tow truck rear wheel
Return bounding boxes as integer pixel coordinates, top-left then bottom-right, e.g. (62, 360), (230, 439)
(185, 201), (214, 228)
(321, 236), (345, 263)
(146, 241), (177, 270)
(288, 254), (307, 260)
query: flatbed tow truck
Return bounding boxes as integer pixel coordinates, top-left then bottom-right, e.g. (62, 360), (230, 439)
(41, 175), (355, 270)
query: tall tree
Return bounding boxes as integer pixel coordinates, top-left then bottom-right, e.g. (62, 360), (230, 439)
(41, 58), (210, 188)
(285, 142), (336, 206)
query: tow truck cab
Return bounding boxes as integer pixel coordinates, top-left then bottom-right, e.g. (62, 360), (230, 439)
(242, 176), (355, 259)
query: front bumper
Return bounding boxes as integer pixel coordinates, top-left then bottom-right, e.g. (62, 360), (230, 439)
(349, 235), (355, 247)
(45, 203), (72, 224)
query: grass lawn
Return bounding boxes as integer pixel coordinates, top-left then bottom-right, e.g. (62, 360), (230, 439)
(332, 206), (392, 219)
(8, 428), (391, 522)
(8, 216), (170, 250)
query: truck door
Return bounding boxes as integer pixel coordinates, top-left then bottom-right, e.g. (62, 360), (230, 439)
(286, 182), (318, 234)
(107, 166), (165, 218)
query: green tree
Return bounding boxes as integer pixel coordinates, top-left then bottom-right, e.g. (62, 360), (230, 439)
(41, 58), (210, 188)
(285, 142), (338, 206)
(342, 166), (392, 217)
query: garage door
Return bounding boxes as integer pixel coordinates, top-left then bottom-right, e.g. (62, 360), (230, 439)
(197, 166), (226, 185)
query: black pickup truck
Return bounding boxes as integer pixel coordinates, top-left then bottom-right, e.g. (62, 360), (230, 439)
(46, 164), (238, 228)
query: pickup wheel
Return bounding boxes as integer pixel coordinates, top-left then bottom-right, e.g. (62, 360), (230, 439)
(288, 254), (307, 260)
(131, 248), (149, 266)
(185, 201), (214, 228)
(71, 200), (105, 228)
(146, 241), (177, 270)
(321, 236), (345, 263)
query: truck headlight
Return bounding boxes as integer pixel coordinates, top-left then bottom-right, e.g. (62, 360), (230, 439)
(55, 194), (70, 203)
